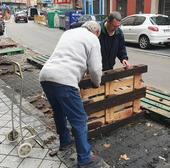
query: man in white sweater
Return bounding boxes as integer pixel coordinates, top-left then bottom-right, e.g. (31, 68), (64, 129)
(39, 21), (103, 168)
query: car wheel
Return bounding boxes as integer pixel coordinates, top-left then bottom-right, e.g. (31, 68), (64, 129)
(139, 35), (150, 49)
(0, 32), (3, 36)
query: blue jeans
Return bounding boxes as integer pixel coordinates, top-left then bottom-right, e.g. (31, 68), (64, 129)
(41, 81), (91, 165)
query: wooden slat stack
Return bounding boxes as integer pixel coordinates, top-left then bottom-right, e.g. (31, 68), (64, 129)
(141, 87), (170, 119)
(79, 64), (148, 131)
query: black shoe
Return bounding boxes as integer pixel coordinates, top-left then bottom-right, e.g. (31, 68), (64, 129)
(78, 155), (103, 168)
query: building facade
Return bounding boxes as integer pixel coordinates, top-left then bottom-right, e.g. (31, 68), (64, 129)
(77, 0), (170, 18)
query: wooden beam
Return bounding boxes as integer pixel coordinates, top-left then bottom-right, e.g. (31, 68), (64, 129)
(79, 64), (148, 89)
(84, 87), (146, 115)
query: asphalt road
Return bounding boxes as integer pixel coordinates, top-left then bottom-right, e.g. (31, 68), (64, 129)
(4, 19), (170, 93)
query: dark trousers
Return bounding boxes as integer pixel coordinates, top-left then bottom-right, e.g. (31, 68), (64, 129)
(41, 81), (91, 165)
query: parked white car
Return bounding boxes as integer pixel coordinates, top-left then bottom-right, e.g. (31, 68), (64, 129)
(120, 14), (170, 49)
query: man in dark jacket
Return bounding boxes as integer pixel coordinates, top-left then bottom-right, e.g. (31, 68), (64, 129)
(99, 11), (130, 71)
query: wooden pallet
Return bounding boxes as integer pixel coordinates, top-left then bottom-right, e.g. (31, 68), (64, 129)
(0, 47), (24, 56)
(141, 87), (170, 119)
(27, 55), (50, 68)
(79, 64), (148, 131)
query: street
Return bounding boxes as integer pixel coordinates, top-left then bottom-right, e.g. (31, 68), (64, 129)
(5, 19), (170, 93)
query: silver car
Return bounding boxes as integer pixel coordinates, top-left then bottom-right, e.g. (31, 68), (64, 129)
(121, 14), (170, 49)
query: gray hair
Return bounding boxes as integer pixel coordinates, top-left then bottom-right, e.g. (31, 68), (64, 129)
(107, 11), (122, 22)
(81, 21), (101, 35)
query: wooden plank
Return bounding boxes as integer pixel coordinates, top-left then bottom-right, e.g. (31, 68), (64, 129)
(80, 86), (104, 99)
(133, 99), (141, 113)
(84, 87), (146, 115)
(79, 64), (148, 89)
(105, 82), (111, 123)
(88, 110), (105, 119)
(0, 47), (24, 56)
(108, 102), (132, 113)
(88, 117), (105, 130)
(27, 57), (44, 69)
(34, 56), (48, 62)
(141, 102), (170, 118)
(146, 93), (170, 107)
(141, 98), (170, 112)
(91, 95), (105, 102)
(109, 78), (133, 92)
(133, 74), (143, 89)
(105, 102), (133, 123)
(146, 89), (170, 101)
(106, 107), (133, 123)
(27, 55), (50, 69)
(110, 86), (133, 95)
(42, 55), (50, 59)
(31, 56), (47, 63)
(132, 74), (143, 113)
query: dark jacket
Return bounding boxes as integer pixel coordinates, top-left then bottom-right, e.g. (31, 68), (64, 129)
(99, 21), (128, 71)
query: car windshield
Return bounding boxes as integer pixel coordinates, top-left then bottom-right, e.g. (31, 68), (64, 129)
(150, 16), (170, 25)
(16, 12), (27, 16)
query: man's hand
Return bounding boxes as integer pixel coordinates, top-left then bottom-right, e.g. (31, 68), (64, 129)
(122, 59), (131, 69)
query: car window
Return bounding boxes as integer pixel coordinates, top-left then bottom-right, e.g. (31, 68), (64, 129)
(150, 16), (170, 25)
(133, 16), (145, 25)
(121, 16), (136, 26)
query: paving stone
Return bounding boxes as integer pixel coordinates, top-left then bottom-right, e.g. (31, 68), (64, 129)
(38, 159), (62, 168)
(0, 114), (12, 120)
(0, 127), (13, 135)
(60, 163), (68, 168)
(18, 158), (42, 168)
(0, 155), (23, 168)
(4, 120), (19, 128)
(0, 155), (6, 163)
(0, 121), (10, 128)
(0, 106), (10, 114)
(27, 147), (49, 159)
(0, 144), (16, 155)
(0, 135), (5, 143)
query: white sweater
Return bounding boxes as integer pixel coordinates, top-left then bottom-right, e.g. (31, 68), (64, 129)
(39, 27), (102, 89)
